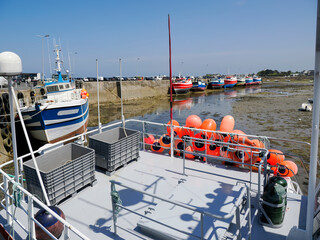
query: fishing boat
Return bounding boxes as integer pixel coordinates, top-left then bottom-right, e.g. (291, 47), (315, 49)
(245, 76), (254, 85)
(208, 77), (224, 89)
(253, 76), (262, 84)
(19, 46), (89, 143)
(236, 77), (246, 86)
(224, 76), (237, 88)
(190, 80), (206, 91)
(172, 77), (192, 94)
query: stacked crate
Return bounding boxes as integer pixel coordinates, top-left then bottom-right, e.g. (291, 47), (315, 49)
(24, 143), (95, 205)
(89, 127), (140, 172)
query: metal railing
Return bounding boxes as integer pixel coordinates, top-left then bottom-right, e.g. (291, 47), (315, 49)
(0, 118), (309, 239)
(0, 170), (90, 240)
(110, 180), (251, 240)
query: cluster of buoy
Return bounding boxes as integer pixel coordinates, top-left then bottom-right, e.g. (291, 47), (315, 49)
(80, 89), (89, 99)
(144, 114), (298, 178)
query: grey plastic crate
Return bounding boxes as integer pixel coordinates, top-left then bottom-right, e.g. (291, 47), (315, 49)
(23, 143), (96, 205)
(89, 127), (140, 172)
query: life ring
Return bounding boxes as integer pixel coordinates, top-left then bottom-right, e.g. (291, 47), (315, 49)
(151, 139), (164, 153)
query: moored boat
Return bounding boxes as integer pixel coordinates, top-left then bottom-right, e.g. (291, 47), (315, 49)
(224, 76), (237, 88)
(190, 80), (206, 91)
(208, 77), (224, 89)
(172, 77), (192, 94)
(237, 77), (246, 86)
(20, 46), (89, 143)
(245, 76), (254, 85)
(253, 76), (262, 84)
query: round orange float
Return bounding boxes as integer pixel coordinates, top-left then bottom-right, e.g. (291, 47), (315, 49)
(151, 139), (164, 153)
(267, 149), (285, 165)
(192, 132), (208, 151)
(232, 130), (253, 145)
(200, 118), (216, 138)
(219, 115), (235, 133)
(207, 142), (220, 156)
(167, 120), (180, 136)
(144, 134), (155, 145)
(277, 160), (298, 177)
(159, 134), (171, 148)
(185, 115), (202, 129)
(185, 146), (195, 159)
(178, 126), (195, 142)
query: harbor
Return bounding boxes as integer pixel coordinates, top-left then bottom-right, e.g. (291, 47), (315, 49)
(0, 0), (319, 239)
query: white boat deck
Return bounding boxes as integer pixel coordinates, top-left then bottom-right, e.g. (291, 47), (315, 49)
(0, 150), (306, 239)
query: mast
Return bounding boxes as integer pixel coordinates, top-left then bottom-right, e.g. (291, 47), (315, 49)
(168, 14), (174, 158)
(306, 0), (320, 238)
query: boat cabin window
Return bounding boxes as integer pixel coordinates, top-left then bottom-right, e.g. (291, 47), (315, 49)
(59, 84), (64, 90)
(65, 84), (70, 89)
(46, 85), (59, 93)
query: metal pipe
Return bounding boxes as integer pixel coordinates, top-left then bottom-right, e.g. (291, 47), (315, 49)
(11, 85), (50, 205)
(8, 78), (19, 184)
(96, 59), (101, 133)
(307, 0), (320, 237)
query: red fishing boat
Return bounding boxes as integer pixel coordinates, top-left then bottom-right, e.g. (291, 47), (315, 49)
(172, 77), (192, 94)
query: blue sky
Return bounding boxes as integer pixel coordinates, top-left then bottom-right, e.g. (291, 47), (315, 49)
(0, 0), (316, 77)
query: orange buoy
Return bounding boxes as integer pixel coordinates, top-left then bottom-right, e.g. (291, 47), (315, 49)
(200, 119), (216, 138)
(207, 142), (220, 156)
(185, 115), (202, 129)
(144, 134), (155, 145)
(159, 134), (171, 148)
(278, 161), (298, 177)
(167, 120), (180, 136)
(151, 139), (164, 153)
(267, 149), (285, 165)
(232, 130), (253, 145)
(220, 115), (235, 133)
(251, 139), (265, 148)
(185, 146), (195, 159)
(231, 145), (258, 164)
(178, 126), (195, 142)
(169, 149), (180, 157)
(192, 133), (208, 151)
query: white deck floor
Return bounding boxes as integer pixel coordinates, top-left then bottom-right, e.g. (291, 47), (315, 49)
(0, 150), (306, 239)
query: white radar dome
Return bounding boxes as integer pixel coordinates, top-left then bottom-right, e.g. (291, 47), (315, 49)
(0, 51), (22, 76)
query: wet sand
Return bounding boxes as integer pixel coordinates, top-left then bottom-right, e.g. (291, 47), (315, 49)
(232, 81), (314, 193)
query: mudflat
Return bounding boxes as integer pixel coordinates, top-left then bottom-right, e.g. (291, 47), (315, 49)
(232, 81), (314, 193)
